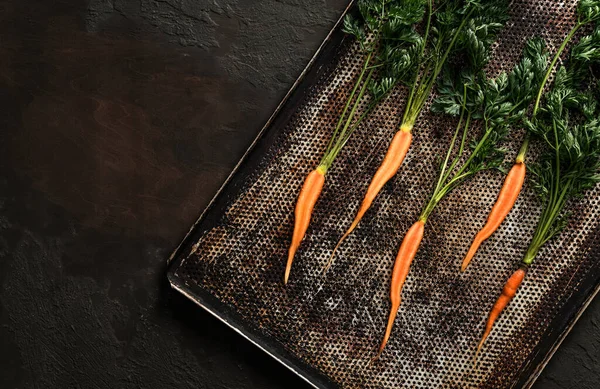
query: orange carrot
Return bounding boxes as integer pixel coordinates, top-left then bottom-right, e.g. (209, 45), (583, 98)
(326, 127), (412, 269)
(375, 219), (424, 359)
(474, 266), (527, 361)
(284, 167), (326, 284)
(462, 161), (526, 271)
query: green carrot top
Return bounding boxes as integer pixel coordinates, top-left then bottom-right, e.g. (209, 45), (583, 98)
(522, 28), (600, 265)
(399, 0), (509, 130)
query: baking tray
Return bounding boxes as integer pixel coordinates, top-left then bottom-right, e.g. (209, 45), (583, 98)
(167, 1), (600, 388)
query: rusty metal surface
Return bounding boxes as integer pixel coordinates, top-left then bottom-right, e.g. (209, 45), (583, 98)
(168, 1), (600, 388)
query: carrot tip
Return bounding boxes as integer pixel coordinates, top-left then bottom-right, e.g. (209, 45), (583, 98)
(284, 263), (292, 285)
(462, 240), (481, 272)
(322, 252), (336, 275)
(473, 338), (486, 369)
(325, 218), (360, 275)
(369, 354), (380, 366)
(323, 241), (342, 275)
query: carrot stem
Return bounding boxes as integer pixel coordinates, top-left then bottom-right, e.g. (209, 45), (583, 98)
(404, 6), (474, 127)
(321, 67), (375, 169)
(421, 111), (472, 222)
(433, 85), (468, 196)
(515, 136), (529, 163)
(401, 0), (433, 126)
(322, 52), (374, 165)
(532, 22), (582, 117)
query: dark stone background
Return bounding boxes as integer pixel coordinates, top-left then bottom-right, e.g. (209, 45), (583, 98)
(0, 0), (598, 388)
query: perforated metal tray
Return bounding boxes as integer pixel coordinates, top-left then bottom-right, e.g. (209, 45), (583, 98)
(167, 1), (600, 388)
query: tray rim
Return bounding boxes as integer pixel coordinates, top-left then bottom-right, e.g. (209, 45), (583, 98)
(166, 1), (600, 387)
(168, 274), (334, 389)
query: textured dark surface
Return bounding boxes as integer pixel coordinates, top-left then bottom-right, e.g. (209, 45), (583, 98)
(0, 0), (598, 388)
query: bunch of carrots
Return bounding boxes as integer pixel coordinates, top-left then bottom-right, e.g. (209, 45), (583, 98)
(282, 0), (600, 361)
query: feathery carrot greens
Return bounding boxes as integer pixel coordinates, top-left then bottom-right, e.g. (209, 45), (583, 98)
(285, 0), (427, 284)
(400, 0), (508, 130)
(330, 0), (509, 267)
(523, 61), (600, 265)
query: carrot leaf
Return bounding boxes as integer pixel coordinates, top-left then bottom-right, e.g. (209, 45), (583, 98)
(522, 38), (600, 265)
